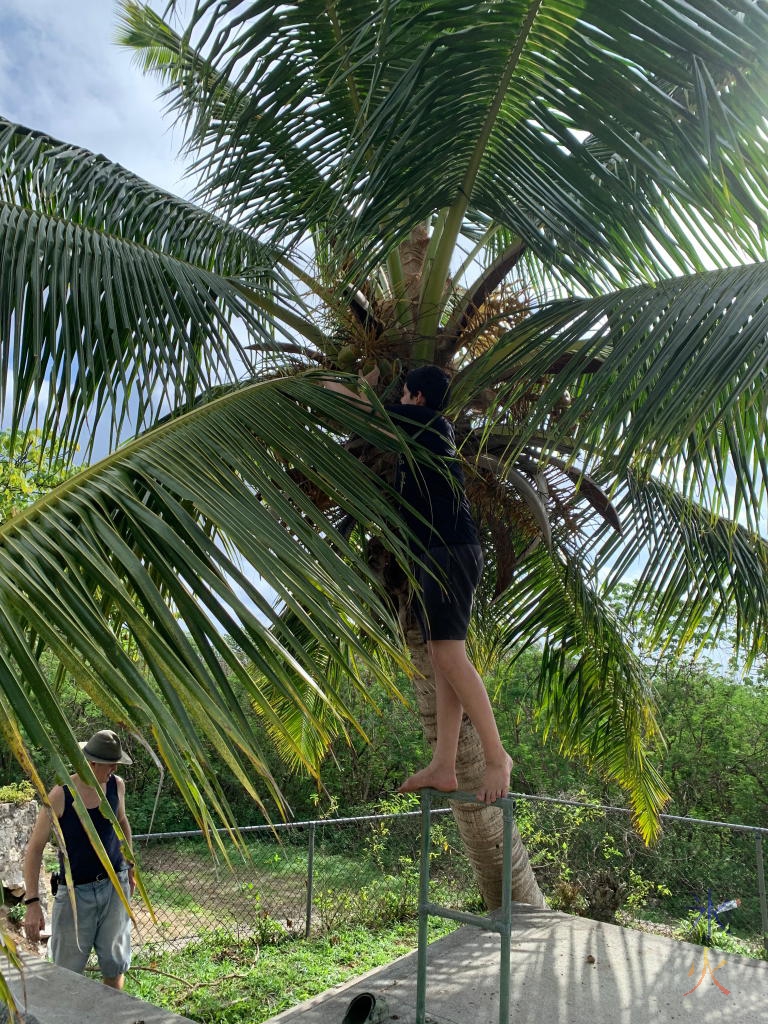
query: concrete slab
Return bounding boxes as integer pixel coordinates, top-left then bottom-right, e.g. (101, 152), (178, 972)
(264, 904), (767, 1024)
(4, 954), (196, 1024)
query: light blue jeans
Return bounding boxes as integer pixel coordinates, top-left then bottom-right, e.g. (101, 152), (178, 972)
(50, 869), (131, 978)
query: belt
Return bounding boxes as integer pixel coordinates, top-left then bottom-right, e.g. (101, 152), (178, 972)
(61, 867), (126, 887)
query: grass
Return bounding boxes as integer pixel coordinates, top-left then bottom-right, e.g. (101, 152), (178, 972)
(124, 920), (457, 1024)
(616, 908), (766, 959)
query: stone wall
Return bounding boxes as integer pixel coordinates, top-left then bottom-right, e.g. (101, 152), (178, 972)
(0, 800), (38, 894)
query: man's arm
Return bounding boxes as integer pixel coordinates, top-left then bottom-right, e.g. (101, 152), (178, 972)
(23, 787), (63, 942)
(114, 775), (135, 894)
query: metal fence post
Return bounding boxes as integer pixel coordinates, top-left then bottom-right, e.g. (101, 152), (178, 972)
(305, 821), (316, 939)
(499, 799), (515, 1024)
(416, 790), (433, 1024)
(756, 835), (768, 958)
(416, 790), (514, 1024)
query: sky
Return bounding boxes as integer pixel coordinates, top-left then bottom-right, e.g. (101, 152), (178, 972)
(0, 0), (187, 196)
(0, 1), (203, 454)
(0, 2), (282, 616)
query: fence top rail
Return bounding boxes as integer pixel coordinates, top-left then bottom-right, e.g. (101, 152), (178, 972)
(508, 792), (768, 837)
(133, 806), (452, 842)
(133, 792), (768, 842)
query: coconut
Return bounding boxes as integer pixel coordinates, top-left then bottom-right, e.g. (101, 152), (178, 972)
(337, 344), (358, 369)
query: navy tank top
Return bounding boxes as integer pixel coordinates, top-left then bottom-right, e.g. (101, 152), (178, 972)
(58, 774), (124, 884)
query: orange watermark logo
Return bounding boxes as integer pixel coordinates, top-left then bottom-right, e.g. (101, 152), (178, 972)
(684, 948), (730, 996)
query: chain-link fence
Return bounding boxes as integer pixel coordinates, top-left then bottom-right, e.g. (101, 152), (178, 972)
(129, 796), (768, 958)
(514, 795), (768, 955)
(131, 808), (476, 952)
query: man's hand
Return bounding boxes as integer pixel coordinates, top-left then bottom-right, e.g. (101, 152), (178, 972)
(128, 866), (136, 896)
(24, 902), (45, 943)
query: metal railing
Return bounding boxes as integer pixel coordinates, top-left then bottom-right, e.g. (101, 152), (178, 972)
(128, 794), (768, 958)
(417, 790), (516, 1024)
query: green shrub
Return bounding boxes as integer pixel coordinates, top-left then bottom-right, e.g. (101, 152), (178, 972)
(7, 903), (26, 923)
(0, 780), (35, 804)
(674, 911), (754, 956)
(314, 858), (422, 933)
(239, 888), (290, 945)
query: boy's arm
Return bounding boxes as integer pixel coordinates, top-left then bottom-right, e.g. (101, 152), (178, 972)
(320, 378), (371, 406)
(319, 366), (403, 445)
(319, 366), (380, 410)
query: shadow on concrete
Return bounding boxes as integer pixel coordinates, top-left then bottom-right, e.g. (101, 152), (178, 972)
(265, 903), (767, 1024)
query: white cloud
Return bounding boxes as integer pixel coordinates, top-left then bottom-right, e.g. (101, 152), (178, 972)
(0, 0), (188, 194)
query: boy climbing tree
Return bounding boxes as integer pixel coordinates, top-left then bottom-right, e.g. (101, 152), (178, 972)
(321, 365), (513, 803)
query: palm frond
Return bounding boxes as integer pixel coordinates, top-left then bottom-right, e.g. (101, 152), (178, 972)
(0, 119), (313, 453)
(486, 546), (669, 842)
(476, 453), (552, 551)
(454, 262), (768, 522)
(128, 2), (768, 292)
(0, 375), (415, 828)
(595, 471), (768, 663)
(251, 596), (406, 774)
(118, 2), (340, 241)
(120, 0), (768, 319)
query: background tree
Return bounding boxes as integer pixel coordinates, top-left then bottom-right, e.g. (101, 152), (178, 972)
(0, 431), (80, 523)
(2, 0), (768, 911)
(0, 431), (82, 783)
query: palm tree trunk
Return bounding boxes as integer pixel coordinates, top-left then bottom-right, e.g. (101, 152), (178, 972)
(405, 626), (545, 910)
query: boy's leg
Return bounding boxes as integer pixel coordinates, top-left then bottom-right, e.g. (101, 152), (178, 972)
(428, 640), (512, 803)
(398, 666), (462, 794)
(399, 641), (512, 801)
(399, 544), (511, 801)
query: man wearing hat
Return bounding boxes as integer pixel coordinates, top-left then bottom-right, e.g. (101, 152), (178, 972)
(23, 729), (135, 989)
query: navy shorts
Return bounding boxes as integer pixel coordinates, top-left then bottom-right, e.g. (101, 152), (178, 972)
(415, 544), (483, 642)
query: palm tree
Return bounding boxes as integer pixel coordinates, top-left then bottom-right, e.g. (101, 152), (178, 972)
(2, 0), (768, 913)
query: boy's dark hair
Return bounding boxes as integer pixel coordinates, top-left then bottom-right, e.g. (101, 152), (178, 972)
(405, 365), (451, 410)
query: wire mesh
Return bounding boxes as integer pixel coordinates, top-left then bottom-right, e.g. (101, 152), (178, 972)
(513, 795), (767, 953)
(130, 809), (476, 953)
(125, 799), (767, 958)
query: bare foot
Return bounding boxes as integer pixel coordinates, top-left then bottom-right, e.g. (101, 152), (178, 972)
(397, 762), (458, 794)
(476, 752), (513, 804)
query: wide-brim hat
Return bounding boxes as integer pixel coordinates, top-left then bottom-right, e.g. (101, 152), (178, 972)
(79, 729), (132, 765)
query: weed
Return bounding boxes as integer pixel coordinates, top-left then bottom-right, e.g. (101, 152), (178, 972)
(239, 886), (289, 945)
(7, 904), (25, 924)
(624, 870), (671, 912)
(674, 911), (754, 956)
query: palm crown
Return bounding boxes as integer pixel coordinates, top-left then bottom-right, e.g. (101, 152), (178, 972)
(2, 0), (768, 868)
